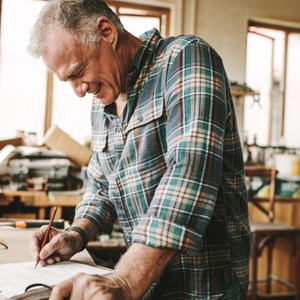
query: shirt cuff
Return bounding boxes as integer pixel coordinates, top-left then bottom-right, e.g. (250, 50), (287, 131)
(131, 216), (203, 253)
(74, 199), (116, 235)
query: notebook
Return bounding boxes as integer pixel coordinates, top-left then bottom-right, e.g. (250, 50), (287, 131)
(0, 260), (111, 300)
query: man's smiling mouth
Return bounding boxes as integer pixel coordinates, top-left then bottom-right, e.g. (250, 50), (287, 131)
(94, 84), (101, 95)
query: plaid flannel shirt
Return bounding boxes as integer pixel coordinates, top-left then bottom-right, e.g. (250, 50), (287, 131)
(75, 28), (250, 299)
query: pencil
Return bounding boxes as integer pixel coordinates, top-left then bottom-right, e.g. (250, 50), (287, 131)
(35, 206), (58, 268)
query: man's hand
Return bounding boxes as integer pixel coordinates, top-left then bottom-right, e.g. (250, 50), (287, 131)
(30, 218), (99, 266)
(49, 243), (175, 299)
(49, 272), (133, 300)
(30, 226), (82, 266)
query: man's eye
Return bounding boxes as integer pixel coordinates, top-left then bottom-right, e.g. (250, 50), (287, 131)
(70, 68), (84, 79)
(70, 72), (81, 78)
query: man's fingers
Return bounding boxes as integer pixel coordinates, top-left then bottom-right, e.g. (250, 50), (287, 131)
(29, 225), (50, 259)
(50, 278), (72, 300)
(39, 241), (55, 259)
(43, 254), (61, 265)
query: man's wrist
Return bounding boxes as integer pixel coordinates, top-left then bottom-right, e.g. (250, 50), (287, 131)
(65, 226), (89, 251)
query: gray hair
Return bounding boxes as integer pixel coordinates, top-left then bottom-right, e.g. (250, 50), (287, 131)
(28, 0), (124, 57)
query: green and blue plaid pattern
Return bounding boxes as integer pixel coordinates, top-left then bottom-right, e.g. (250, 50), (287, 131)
(75, 28), (250, 299)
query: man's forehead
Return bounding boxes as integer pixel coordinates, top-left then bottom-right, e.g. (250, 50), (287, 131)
(42, 31), (80, 81)
(43, 27), (78, 59)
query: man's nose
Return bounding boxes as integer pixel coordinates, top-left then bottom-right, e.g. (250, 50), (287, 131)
(69, 79), (88, 97)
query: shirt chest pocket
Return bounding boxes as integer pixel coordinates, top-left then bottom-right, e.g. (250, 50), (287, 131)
(125, 95), (165, 134)
(91, 131), (107, 152)
(123, 96), (168, 167)
(91, 130), (119, 176)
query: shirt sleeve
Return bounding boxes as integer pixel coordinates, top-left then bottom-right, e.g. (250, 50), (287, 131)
(132, 39), (228, 253)
(74, 152), (116, 234)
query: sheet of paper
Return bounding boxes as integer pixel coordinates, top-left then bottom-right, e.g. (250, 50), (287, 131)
(0, 261), (111, 299)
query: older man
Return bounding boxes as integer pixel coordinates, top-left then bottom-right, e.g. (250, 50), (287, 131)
(28, 0), (250, 299)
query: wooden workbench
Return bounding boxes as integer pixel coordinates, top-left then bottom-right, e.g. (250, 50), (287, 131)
(0, 189), (83, 219)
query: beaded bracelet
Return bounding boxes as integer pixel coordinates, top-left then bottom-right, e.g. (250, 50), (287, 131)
(65, 226), (89, 251)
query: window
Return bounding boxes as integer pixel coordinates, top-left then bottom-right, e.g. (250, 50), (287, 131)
(107, 1), (170, 37)
(0, 0), (47, 142)
(0, 0), (170, 144)
(244, 22), (300, 147)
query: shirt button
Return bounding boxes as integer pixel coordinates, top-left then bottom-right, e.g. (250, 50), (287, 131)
(116, 203), (122, 210)
(137, 116), (143, 122)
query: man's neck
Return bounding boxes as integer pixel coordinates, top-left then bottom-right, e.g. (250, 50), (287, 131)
(115, 92), (128, 117)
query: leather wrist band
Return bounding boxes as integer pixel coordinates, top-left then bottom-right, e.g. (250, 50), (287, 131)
(65, 226), (89, 251)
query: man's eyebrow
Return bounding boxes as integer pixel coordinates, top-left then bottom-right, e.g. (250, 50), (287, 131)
(66, 64), (83, 78)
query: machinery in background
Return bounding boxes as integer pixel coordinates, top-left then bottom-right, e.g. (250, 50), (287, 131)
(0, 146), (81, 191)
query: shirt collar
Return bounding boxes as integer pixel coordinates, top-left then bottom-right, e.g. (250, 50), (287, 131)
(127, 28), (162, 90)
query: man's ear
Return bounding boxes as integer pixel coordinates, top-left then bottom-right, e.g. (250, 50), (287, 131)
(96, 17), (118, 48)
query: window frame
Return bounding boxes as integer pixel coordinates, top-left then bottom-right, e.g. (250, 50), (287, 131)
(107, 0), (170, 36)
(248, 21), (300, 140)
